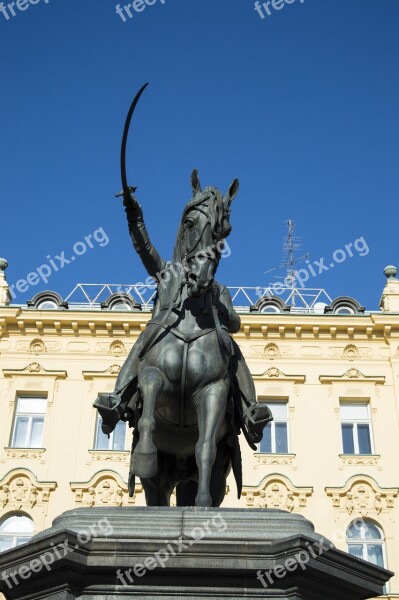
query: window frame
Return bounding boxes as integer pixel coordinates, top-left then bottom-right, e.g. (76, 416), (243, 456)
(94, 414), (129, 452)
(0, 514), (35, 551)
(346, 519), (388, 592)
(10, 395), (47, 449)
(258, 400), (289, 454)
(340, 401), (374, 455)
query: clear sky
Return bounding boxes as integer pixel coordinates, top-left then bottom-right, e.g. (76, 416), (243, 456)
(1, 0), (398, 310)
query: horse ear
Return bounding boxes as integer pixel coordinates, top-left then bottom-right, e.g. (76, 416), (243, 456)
(191, 169), (202, 195)
(225, 179), (239, 206)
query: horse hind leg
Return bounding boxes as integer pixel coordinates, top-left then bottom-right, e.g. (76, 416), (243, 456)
(141, 451), (176, 506)
(210, 441), (231, 507)
(132, 366), (164, 478)
(176, 479), (198, 507)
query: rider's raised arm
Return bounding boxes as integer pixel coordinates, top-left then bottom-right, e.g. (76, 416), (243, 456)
(123, 192), (166, 278)
(218, 284), (241, 334)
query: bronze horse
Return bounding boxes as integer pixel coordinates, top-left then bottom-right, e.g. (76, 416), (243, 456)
(95, 170), (272, 507)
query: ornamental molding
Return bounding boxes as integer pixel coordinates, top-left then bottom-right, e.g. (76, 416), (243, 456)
(339, 454), (380, 467)
(2, 362), (67, 379)
(82, 364), (121, 380)
(248, 343), (294, 360)
(254, 453), (296, 467)
(96, 340), (127, 357)
(4, 447), (46, 461)
(87, 450), (130, 465)
(319, 369), (385, 385)
(15, 338), (61, 355)
(70, 471), (140, 506)
(252, 367), (306, 383)
(328, 344), (373, 361)
(325, 476), (398, 515)
(0, 469), (56, 510)
(242, 474), (312, 511)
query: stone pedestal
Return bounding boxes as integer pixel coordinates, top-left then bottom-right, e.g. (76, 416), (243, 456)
(0, 507), (392, 599)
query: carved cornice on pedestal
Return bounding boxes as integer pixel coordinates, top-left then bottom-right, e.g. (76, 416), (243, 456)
(242, 474), (312, 511)
(326, 476), (398, 515)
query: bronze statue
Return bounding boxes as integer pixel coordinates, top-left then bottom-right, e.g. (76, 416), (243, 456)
(94, 85), (272, 507)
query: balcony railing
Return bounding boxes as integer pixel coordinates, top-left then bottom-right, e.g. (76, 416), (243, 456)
(63, 284), (333, 314)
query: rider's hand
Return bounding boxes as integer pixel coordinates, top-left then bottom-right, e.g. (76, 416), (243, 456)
(123, 190), (140, 211)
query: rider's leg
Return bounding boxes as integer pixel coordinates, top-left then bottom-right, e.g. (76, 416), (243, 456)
(94, 328), (150, 434)
(194, 380), (228, 507)
(233, 344), (272, 443)
(132, 366), (164, 478)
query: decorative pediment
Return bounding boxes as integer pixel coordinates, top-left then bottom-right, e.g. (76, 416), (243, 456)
(83, 364), (121, 379)
(319, 369), (385, 385)
(242, 474), (312, 511)
(70, 470), (140, 506)
(252, 366), (305, 383)
(0, 469), (56, 511)
(326, 476), (398, 515)
(2, 362), (67, 378)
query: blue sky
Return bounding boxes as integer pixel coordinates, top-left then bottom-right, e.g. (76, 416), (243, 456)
(1, 0), (398, 310)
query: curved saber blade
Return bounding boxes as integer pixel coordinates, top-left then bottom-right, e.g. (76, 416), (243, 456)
(120, 82), (149, 193)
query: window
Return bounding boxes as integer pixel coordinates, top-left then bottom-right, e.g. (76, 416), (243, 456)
(259, 402), (289, 453)
(347, 520), (386, 583)
(11, 397), (47, 448)
(37, 300), (58, 310)
(340, 403), (373, 455)
(0, 515), (34, 552)
(335, 306), (355, 315)
(94, 415), (128, 451)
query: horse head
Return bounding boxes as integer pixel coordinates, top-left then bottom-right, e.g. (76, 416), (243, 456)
(174, 169), (239, 298)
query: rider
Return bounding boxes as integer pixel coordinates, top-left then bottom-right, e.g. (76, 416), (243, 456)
(94, 187), (272, 448)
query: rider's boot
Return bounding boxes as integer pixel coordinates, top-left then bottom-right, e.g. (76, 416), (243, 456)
(243, 403), (273, 445)
(93, 393), (123, 435)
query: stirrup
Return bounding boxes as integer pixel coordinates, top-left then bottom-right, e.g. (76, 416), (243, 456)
(93, 393), (122, 435)
(244, 404), (273, 444)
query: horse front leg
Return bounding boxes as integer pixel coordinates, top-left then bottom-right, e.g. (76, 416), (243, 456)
(194, 380), (228, 507)
(132, 366), (164, 478)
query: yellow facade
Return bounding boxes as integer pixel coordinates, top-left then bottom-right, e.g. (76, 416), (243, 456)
(1, 273), (399, 598)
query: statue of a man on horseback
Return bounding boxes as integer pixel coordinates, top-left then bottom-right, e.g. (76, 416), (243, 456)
(94, 85), (272, 507)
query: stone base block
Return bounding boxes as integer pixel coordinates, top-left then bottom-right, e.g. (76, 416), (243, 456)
(0, 507), (392, 599)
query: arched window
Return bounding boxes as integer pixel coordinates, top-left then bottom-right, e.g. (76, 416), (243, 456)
(0, 514), (34, 552)
(347, 519), (386, 568)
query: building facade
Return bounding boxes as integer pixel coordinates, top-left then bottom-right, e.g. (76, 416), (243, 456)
(1, 263), (399, 598)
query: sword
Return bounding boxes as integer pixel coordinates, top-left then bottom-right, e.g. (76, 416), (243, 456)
(115, 82), (149, 198)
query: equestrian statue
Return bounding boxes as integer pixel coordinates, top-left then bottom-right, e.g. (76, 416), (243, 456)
(94, 84), (272, 507)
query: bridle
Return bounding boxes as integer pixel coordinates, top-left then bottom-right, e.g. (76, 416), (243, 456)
(181, 193), (230, 273)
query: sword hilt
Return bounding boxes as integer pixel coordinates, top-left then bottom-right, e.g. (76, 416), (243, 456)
(115, 186), (138, 198)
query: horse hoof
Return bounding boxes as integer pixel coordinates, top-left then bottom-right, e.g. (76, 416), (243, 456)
(132, 450), (158, 478)
(195, 492), (212, 507)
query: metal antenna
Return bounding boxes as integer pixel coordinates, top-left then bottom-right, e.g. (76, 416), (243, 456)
(264, 220), (310, 306)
